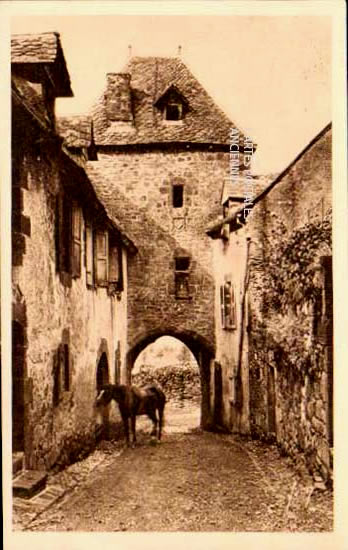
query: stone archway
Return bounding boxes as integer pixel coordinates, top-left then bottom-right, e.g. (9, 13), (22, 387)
(126, 329), (214, 429)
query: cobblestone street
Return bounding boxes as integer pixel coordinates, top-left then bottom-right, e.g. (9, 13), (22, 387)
(13, 402), (333, 532)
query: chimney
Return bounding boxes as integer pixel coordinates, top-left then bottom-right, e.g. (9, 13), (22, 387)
(105, 73), (133, 122)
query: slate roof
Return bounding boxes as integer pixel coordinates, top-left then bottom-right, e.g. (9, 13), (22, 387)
(86, 161), (139, 249)
(92, 56), (247, 147)
(58, 116), (93, 148)
(11, 32), (73, 97)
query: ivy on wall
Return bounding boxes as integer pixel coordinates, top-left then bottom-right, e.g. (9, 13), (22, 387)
(250, 209), (332, 380)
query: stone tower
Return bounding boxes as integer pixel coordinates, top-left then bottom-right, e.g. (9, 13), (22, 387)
(87, 56), (248, 426)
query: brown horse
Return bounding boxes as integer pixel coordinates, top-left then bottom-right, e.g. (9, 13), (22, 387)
(96, 384), (166, 446)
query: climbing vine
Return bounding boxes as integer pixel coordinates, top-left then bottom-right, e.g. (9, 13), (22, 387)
(250, 209), (332, 379)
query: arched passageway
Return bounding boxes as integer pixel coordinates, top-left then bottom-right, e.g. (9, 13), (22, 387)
(127, 330), (214, 431)
(133, 336), (201, 433)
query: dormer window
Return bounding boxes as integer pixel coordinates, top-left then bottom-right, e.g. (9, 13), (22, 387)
(164, 102), (183, 121)
(154, 84), (190, 124)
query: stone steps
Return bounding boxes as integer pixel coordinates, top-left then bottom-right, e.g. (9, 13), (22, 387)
(13, 469), (48, 499)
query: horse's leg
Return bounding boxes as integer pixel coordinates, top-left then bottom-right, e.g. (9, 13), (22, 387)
(158, 406), (164, 440)
(147, 408), (158, 437)
(121, 414), (130, 446)
(131, 414), (137, 445)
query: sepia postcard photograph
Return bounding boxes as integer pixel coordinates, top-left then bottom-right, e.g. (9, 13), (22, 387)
(1, 1), (347, 549)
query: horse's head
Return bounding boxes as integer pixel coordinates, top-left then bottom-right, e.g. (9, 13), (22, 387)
(95, 385), (114, 407)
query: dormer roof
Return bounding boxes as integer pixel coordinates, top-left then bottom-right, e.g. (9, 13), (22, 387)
(92, 56), (247, 147)
(154, 83), (190, 111)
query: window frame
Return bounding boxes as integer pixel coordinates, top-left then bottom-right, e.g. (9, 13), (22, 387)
(55, 192), (82, 281)
(164, 102), (183, 121)
(84, 220), (124, 293)
(174, 256), (191, 300)
(221, 281), (237, 330)
(172, 184), (184, 208)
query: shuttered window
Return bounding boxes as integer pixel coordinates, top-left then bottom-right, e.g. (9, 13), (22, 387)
(71, 203), (82, 278)
(220, 285), (226, 328)
(55, 193), (82, 280)
(175, 257), (190, 299)
(85, 223), (94, 286)
(55, 194), (71, 274)
(109, 243), (122, 283)
(95, 230), (109, 285)
(220, 281), (237, 330)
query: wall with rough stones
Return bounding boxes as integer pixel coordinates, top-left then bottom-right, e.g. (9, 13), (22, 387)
(12, 146), (129, 470)
(246, 125), (332, 482)
(95, 148), (230, 360)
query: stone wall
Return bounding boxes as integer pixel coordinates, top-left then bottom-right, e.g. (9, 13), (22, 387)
(247, 125), (332, 482)
(133, 364), (201, 405)
(12, 143), (129, 470)
(94, 147), (230, 358)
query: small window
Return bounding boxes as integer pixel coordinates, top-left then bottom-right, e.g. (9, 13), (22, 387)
(175, 257), (190, 271)
(165, 103), (182, 121)
(220, 281), (237, 330)
(175, 256), (190, 299)
(85, 223), (123, 292)
(55, 193), (82, 279)
(85, 223), (94, 286)
(95, 230), (109, 286)
(109, 235), (123, 291)
(71, 203), (82, 278)
(173, 185), (184, 208)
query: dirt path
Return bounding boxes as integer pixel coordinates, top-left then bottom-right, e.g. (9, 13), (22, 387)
(26, 428), (333, 532)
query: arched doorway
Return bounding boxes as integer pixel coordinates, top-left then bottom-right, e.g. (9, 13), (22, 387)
(12, 321), (25, 452)
(127, 330), (214, 432)
(96, 352), (109, 392)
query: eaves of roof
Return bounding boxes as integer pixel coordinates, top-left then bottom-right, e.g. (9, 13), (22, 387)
(207, 122), (332, 239)
(11, 32), (73, 97)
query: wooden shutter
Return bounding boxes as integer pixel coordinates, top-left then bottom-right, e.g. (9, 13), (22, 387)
(224, 282), (232, 327)
(71, 203), (82, 278)
(230, 284), (237, 328)
(220, 285), (226, 328)
(62, 196), (71, 272)
(109, 242), (121, 284)
(85, 223), (94, 286)
(95, 230), (109, 285)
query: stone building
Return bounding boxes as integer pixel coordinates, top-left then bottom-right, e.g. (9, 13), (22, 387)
(11, 33), (136, 471)
(86, 56), (252, 428)
(208, 123), (333, 481)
